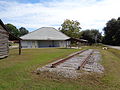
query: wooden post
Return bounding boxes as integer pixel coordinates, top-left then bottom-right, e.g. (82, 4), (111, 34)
(19, 40), (21, 55)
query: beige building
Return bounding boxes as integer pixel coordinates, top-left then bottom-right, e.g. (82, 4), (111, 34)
(20, 27), (70, 48)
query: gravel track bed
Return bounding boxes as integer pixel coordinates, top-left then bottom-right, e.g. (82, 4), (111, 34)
(37, 49), (104, 78)
(83, 50), (104, 73)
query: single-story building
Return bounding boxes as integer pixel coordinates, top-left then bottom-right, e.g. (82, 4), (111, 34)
(20, 27), (70, 48)
(65, 38), (88, 48)
(66, 38), (88, 43)
(0, 19), (21, 59)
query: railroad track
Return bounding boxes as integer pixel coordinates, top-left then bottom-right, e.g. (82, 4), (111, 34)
(77, 50), (94, 70)
(37, 49), (103, 78)
(51, 49), (94, 69)
(51, 49), (87, 68)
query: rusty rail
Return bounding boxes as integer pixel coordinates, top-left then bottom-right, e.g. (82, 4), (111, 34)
(51, 49), (87, 68)
(77, 50), (94, 70)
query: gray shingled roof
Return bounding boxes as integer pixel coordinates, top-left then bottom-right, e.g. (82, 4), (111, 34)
(20, 27), (70, 40)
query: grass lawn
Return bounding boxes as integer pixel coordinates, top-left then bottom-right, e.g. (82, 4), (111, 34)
(0, 48), (80, 90)
(0, 47), (120, 90)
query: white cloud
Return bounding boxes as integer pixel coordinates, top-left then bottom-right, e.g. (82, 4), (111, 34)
(0, 0), (120, 32)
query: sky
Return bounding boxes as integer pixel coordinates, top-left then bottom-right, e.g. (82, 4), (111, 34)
(0, 0), (120, 33)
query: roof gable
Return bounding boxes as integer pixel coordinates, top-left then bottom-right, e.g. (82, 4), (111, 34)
(21, 27), (70, 40)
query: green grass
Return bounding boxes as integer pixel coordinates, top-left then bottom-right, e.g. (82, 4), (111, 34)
(0, 47), (120, 90)
(100, 48), (120, 89)
(0, 48), (80, 90)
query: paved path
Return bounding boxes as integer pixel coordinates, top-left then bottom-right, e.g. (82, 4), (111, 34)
(9, 46), (19, 49)
(107, 46), (120, 50)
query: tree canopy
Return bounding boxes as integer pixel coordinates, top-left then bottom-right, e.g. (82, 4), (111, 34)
(5, 24), (29, 37)
(5, 24), (20, 37)
(103, 17), (120, 45)
(80, 29), (102, 44)
(19, 27), (29, 36)
(59, 19), (81, 38)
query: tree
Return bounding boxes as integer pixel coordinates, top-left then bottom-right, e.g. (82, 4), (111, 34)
(80, 29), (102, 44)
(5, 24), (20, 37)
(103, 17), (120, 45)
(19, 27), (29, 36)
(59, 19), (81, 38)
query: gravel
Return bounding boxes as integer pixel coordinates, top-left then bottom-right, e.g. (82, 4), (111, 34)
(83, 50), (104, 73)
(37, 49), (104, 78)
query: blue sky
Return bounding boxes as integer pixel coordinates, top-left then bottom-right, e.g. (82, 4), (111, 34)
(0, 0), (120, 32)
(2, 0), (52, 3)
